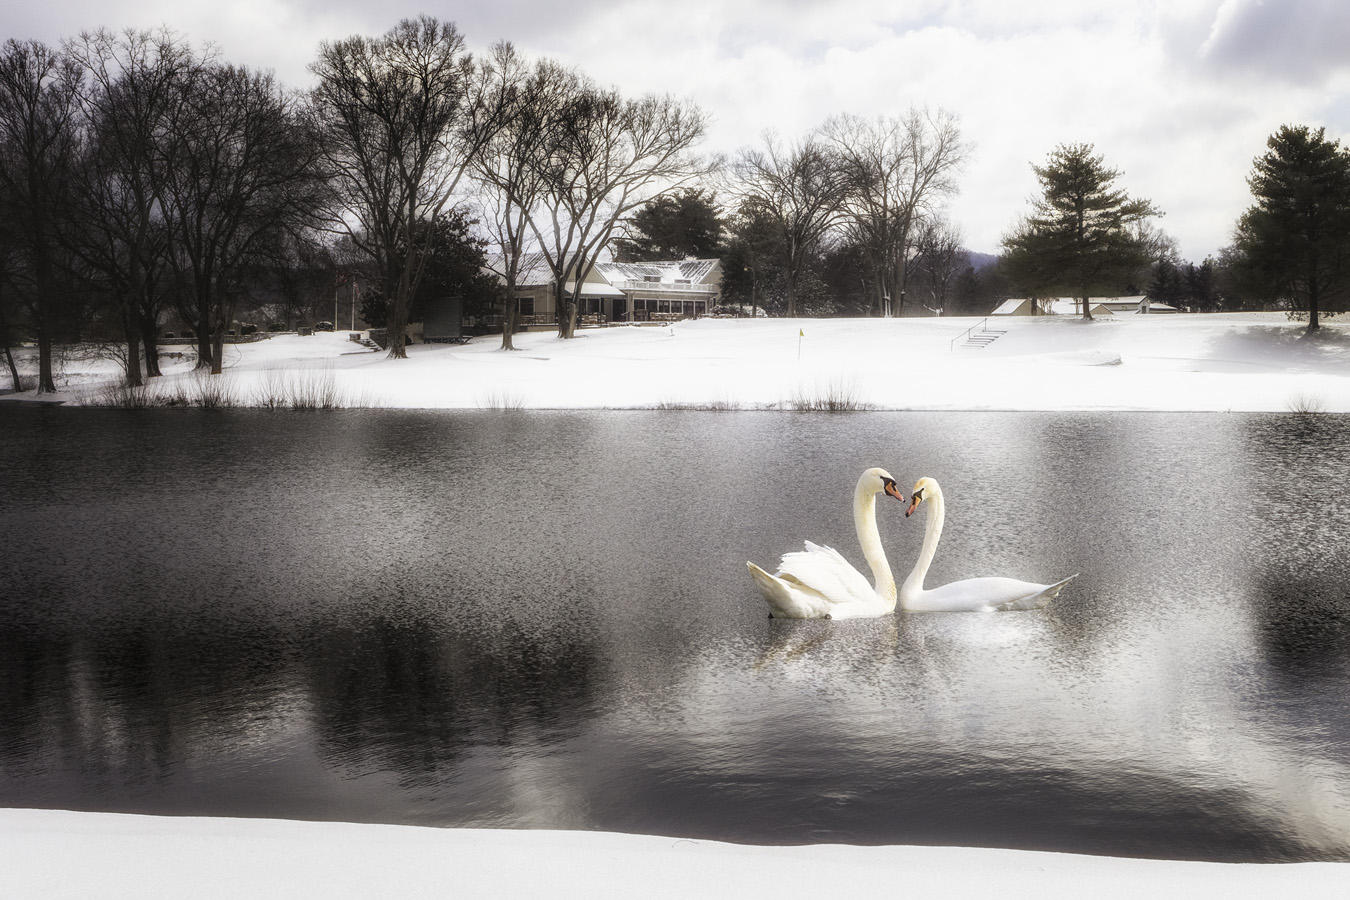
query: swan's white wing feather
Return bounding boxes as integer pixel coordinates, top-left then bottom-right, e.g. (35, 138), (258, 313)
(747, 561), (831, 618)
(775, 542), (876, 608)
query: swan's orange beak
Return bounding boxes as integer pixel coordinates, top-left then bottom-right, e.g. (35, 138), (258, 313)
(905, 491), (923, 517)
(883, 480), (904, 502)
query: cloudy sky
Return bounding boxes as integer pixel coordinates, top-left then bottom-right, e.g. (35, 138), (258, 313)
(6, 0), (1350, 261)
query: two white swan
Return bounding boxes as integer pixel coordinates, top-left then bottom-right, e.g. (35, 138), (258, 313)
(748, 471), (1076, 618)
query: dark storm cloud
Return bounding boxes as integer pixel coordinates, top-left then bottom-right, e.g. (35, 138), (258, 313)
(1201, 0), (1350, 84)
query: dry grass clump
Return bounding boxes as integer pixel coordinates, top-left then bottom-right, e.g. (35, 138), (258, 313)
(477, 390), (525, 410)
(254, 367), (348, 409)
(87, 382), (160, 408)
(1286, 392), (1326, 414)
(84, 370), (240, 408)
(654, 398), (742, 411)
(189, 370), (240, 408)
(787, 378), (876, 412)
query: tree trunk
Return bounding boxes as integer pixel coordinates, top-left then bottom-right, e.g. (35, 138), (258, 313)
(141, 313), (162, 377)
(387, 299), (408, 357)
(1081, 293), (1093, 321)
(37, 329), (55, 394)
(0, 296), (21, 391)
(3, 344), (20, 392)
(1308, 260), (1321, 332)
(33, 250), (58, 394)
(564, 300), (578, 339)
(500, 287), (517, 351)
(895, 254), (910, 318)
(195, 317), (213, 370)
(387, 270), (409, 359)
(124, 309), (143, 388)
(210, 326), (225, 375)
(555, 281), (578, 339)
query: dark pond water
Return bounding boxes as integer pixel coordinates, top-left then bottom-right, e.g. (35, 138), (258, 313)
(2, 407), (1349, 862)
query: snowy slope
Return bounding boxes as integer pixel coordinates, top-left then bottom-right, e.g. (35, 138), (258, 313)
(5, 312), (1349, 412)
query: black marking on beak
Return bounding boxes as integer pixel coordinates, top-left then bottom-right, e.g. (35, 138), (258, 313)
(905, 488), (925, 518)
(882, 477), (903, 501)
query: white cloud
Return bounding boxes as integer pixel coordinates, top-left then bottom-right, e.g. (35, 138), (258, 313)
(4, 0), (1350, 260)
(1201, 0), (1350, 84)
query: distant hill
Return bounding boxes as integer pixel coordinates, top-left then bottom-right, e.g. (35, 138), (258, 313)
(963, 250), (999, 271)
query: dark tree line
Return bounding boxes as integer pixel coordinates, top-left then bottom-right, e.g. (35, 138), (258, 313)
(0, 18), (713, 390)
(0, 30), (332, 390)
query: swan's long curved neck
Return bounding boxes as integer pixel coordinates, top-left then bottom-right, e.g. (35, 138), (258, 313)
(900, 483), (944, 605)
(854, 477), (896, 607)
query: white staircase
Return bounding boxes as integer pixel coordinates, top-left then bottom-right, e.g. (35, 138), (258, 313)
(950, 318), (1007, 351)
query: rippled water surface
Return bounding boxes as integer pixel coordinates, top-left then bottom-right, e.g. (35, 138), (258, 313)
(2, 408), (1349, 861)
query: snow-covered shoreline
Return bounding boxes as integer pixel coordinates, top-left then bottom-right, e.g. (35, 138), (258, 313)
(3, 808), (1346, 899)
(4, 312), (1349, 413)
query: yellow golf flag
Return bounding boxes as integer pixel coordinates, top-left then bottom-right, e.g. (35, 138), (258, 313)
(799, 328), (804, 337)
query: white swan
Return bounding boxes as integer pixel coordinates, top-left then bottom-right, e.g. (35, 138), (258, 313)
(900, 477), (1077, 613)
(747, 468), (905, 619)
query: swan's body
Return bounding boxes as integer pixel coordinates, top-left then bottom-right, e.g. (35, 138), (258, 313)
(900, 477), (1077, 613)
(747, 468), (904, 619)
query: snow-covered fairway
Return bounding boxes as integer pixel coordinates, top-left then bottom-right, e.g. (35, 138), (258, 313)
(9, 312), (1350, 411)
(3, 809), (1346, 899)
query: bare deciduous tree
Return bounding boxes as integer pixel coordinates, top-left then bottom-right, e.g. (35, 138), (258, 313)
(821, 109), (966, 317)
(527, 77), (710, 338)
(910, 216), (964, 315)
(471, 45), (563, 351)
(67, 28), (199, 385)
(158, 63), (325, 373)
(311, 16), (506, 359)
(0, 40), (83, 393)
(728, 133), (846, 318)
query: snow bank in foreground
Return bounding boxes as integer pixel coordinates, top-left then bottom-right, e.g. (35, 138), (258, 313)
(5, 312), (1350, 412)
(2, 809), (1344, 899)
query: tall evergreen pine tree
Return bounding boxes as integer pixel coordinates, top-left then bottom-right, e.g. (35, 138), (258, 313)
(1232, 125), (1350, 332)
(1002, 143), (1158, 320)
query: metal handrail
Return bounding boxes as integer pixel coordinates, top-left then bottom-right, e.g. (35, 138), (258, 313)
(949, 317), (989, 351)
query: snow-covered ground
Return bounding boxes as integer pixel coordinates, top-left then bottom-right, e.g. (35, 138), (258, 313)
(5, 312), (1349, 411)
(3, 809), (1346, 899)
